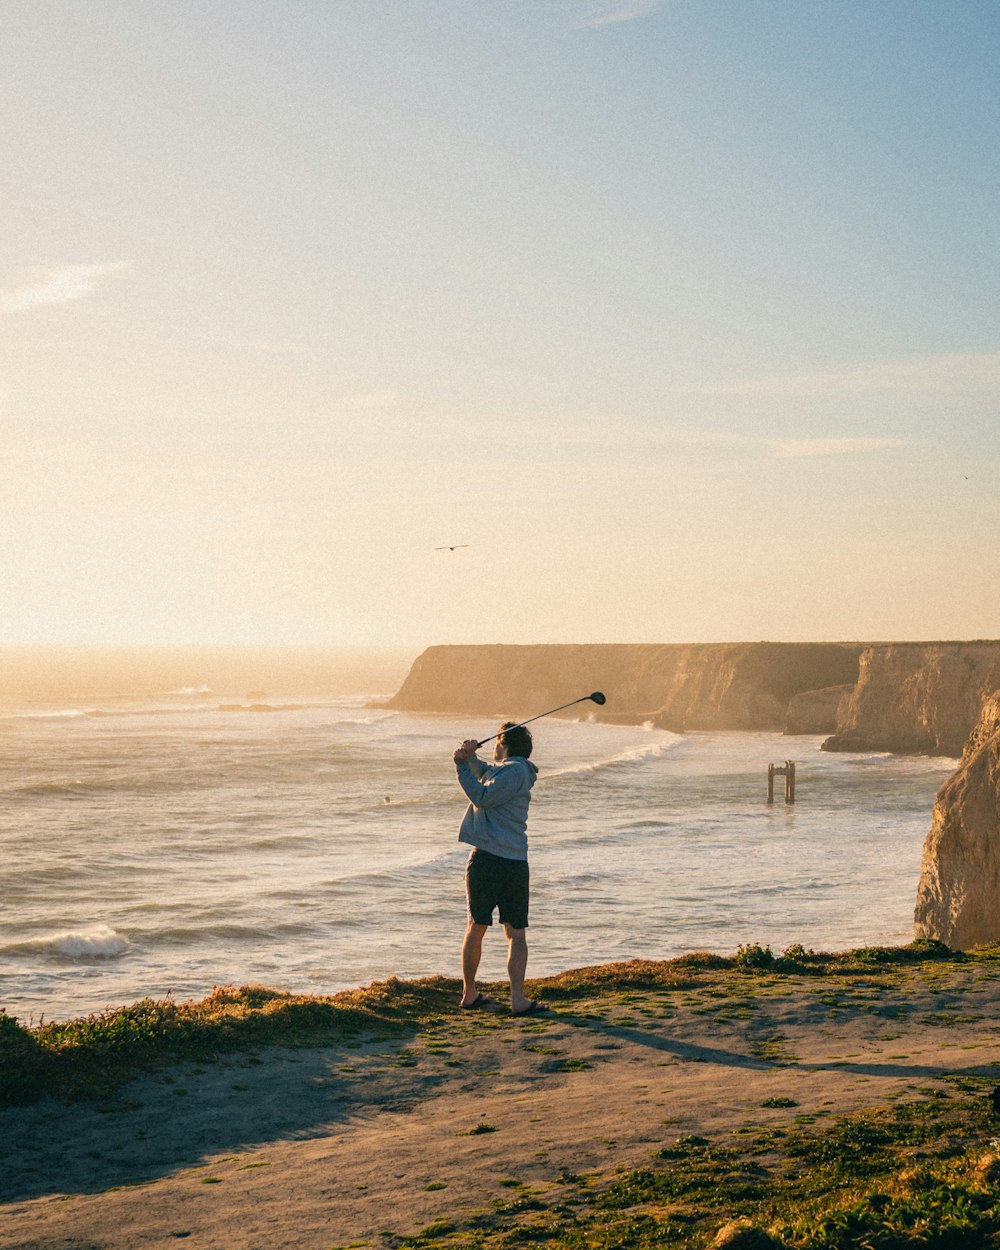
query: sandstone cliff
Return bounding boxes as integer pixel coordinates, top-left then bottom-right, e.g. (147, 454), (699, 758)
(784, 684), (854, 736)
(385, 643), (864, 732)
(914, 690), (1000, 949)
(822, 642), (1000, 757)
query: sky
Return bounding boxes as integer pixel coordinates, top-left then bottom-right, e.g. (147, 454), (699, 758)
(3, 0), (998, 651)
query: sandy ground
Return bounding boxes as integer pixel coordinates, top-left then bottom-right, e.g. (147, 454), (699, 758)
(3, 959), (1000, 1250)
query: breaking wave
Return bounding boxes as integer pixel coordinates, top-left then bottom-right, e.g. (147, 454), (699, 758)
(542, 732), (683, 782)
(2, 925), (129, 961)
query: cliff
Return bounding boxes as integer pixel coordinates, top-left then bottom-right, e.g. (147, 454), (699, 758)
(914, 690), (1000, 949)
(385, 643), (865, 732)
(784, 684), (855, 736)
(822, 642), (1000, 757)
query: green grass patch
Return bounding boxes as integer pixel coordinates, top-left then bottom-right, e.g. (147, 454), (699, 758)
(389, 1089), (1000, 1249)
(0, 939), (985, 1107)
(0, 976), (457, 1104)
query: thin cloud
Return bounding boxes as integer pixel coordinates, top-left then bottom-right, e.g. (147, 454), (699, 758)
(498, 420), (908, 461)
(0, 263), (126, 314)
(675, 351), (1000, 399)
(573, 1), (666, 28)
(771, 437), (908, 459)
(669, 429), (909, 459)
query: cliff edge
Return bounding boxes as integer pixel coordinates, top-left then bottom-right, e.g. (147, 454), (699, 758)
(822, 642), (1000, 757)
(914, 690), (1000, 949)
(385, 643), (864, 732)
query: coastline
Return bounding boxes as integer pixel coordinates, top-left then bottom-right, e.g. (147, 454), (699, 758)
(4, 718), (955, 1027)
(5, 943), (1000, 1248)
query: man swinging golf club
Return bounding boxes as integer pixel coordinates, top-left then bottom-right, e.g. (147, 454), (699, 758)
(452, 692), (605, 1017)
(453, 721), (543, 1017)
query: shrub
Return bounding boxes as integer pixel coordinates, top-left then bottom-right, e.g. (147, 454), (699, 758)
(0, 1010), (48, 1104)
(736, 944), (774, 970)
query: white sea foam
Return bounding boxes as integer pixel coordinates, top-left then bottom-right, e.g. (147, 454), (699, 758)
(4, 779), (92, 796)
(543, 733), (682, 781)
(19, 708), (91, 720)
(3, 925), (129, 961)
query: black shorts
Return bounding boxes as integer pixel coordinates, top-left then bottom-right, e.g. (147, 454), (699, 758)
(466, 848), (529, 929)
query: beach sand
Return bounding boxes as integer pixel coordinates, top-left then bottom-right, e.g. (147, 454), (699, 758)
(3, 954), (1000, 1249)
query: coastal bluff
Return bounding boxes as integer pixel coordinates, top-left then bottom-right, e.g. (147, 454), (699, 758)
(384, 643), (864, 732)
(914, 689), (1000, 949)
(822, 642), (1000, 757)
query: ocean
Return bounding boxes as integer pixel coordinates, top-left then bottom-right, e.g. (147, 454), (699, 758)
(0, 685), (957, 1024)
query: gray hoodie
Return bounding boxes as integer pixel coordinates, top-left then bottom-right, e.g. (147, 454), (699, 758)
(455, 753), (539, 861)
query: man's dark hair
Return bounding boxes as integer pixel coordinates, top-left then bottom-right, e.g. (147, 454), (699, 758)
(499, 722), (532, 759)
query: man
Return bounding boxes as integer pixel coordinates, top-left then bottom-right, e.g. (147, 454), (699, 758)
(453, 722), (545, 1016)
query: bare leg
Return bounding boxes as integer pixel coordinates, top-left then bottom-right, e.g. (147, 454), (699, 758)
(461, 921), (488, 1006)
(504, 924), (530, 1013)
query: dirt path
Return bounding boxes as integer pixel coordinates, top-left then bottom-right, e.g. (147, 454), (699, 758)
(4, 959), (999, 1249)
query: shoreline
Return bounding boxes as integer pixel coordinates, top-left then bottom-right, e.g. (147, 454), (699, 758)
(5, 943), (1000, 1248)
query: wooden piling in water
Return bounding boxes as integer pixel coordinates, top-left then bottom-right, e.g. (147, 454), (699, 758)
(767, 760), (796, 804)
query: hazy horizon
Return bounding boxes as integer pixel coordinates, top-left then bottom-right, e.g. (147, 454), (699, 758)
(0, 644), (415, 704)
(4, 636), (999, 710)
(4, 1), (998, 649)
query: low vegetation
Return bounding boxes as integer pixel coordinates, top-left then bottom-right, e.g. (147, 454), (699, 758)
(8, 941), (1000, 1247)
(376, 1085), (1000, 1249)
(0, 977), (454, 1104)
(0, 938), (965, 1106)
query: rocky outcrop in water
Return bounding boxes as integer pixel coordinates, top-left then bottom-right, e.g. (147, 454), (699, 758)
(822, 643), (1000, 757)
(914, 690), (1000, 949)
(385, 643), (864, 732)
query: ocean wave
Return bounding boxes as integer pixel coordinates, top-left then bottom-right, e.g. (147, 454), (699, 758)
(315, 851), (461, 893)
(893, 754), (961, 770)
(15, 708), (94, 720)
(143, 921), (318, 946)
(616, 818), (676, 833)
(2, 924), (129, 961)
(330, 712), (397, 726)
(542, 733), (683, 782)
(245, 833), (321, 850)
(1, 699), (395, 730)
(2, 863), (86, 884)
(3, 779), (98, 797)
(827, 751), (958, 772)
(5, 703), (213, 723)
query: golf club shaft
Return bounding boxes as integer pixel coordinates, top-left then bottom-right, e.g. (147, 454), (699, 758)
(474, 696), (593, 748)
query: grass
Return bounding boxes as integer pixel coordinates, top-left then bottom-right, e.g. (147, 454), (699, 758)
(0, 938), (979, 1107)
(10, 941), (1000, 1247)
(0, 976), (456, 1104)
(382, 1091), (1000, 1248)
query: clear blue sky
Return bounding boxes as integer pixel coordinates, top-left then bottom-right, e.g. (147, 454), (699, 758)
(3, 1), (998, 647)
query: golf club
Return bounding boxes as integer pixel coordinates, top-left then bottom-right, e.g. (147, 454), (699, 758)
(474, 691), (606, 748)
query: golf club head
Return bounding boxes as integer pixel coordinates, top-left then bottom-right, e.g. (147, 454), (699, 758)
(589, 691), (606, 705)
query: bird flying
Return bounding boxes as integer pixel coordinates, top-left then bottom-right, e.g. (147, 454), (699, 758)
(435, 544), (470, 551)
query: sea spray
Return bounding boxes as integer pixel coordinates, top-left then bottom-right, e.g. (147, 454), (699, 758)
(2, 925), (129, 961)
